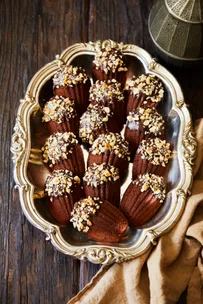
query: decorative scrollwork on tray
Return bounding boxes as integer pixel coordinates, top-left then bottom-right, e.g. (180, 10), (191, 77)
(86, 39), (129, 52)
(73, 248), (135, 264)
(19, 93), (35, 104)
(11, 115), (26, 164)
(55, 54), (65, 67)
(26, 91), (35, 103)
(177, 189), (187, 200)
(182, 120), (197, 168)
(44, 227), (56, 241)
(176, 100), (185, 108)
(146, 230), (158, 245)
(14, 183), (29, 192)
(148, 58), (159, 70)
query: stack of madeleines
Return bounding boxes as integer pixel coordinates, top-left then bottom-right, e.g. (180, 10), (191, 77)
(41, 46), (172, 243)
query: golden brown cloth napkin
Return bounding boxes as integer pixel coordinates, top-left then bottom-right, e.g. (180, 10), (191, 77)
(68, 119), (203, 304)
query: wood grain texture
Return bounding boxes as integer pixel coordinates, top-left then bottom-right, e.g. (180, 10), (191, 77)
(0, 0), (202, 303)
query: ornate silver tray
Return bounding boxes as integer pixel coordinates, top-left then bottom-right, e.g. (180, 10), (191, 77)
(11, 40), (196, 265)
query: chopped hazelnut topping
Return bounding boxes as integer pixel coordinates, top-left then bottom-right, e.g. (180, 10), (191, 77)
(83, 163), (120, 187)
(133, 173), (166, 202)
(70, 197), (102, 233)
(137, 138), (171, 167)
(79, 104), (113, 144)
(45, 169), (81, 201)
(42, 132), (78, 166)
(125, 74), (164, 103)
(42, 96), (77, 124)
(126, 107), (165, 136)
(90, 133), (130, 160)
(53, 65), (89, 88)
(89, 79), (124, 104)
(93, 47), (128, 74)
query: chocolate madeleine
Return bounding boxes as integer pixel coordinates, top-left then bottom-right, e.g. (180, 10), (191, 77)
(132, 138), (171, 179)
(79, 104), (120, 145)
(83, 163), (120, 207)
(89, 79), (126, 128)
(120, 173), (166, 227)
(53, 65), (91, 115)
(125, 74), (164, 115)
(45, 170), (83, 224)
(124, 107), (165, 156)
(92, 47), (128, 87)
(42, 132), (85, 177)
(70, 197), (128, 243)
(88, 133), (130, 179)
(42, 96), (79, 137)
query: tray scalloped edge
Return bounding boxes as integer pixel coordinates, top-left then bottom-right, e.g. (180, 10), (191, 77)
(11, 39), (197, 265)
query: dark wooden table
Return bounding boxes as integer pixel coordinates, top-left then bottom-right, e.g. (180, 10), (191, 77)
(1, 1), (203, 303)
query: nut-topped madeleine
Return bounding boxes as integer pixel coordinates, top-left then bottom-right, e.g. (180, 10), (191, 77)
(124, 107), (165, 155)
(92, 46), (128, 87)
(121, 173), (166, 226)
(83, 163), (120, 207)
(45, 169), (83, 224)
(41, 131), (85, 177)
(132, 137), (172, 179)
(89, 79), (126, 128)
(79, 104), (120, 145)
(88, 133), (130, 179)
(53, 64), (91, 115)
(42, 96), (79, 136)
(71, 196), (128, 243)
(125, 74), (164, 115)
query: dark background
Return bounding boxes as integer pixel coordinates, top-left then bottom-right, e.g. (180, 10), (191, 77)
(1, 0), (203, 303)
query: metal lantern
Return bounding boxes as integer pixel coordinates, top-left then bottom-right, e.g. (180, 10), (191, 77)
(149, 0), (203, 67)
